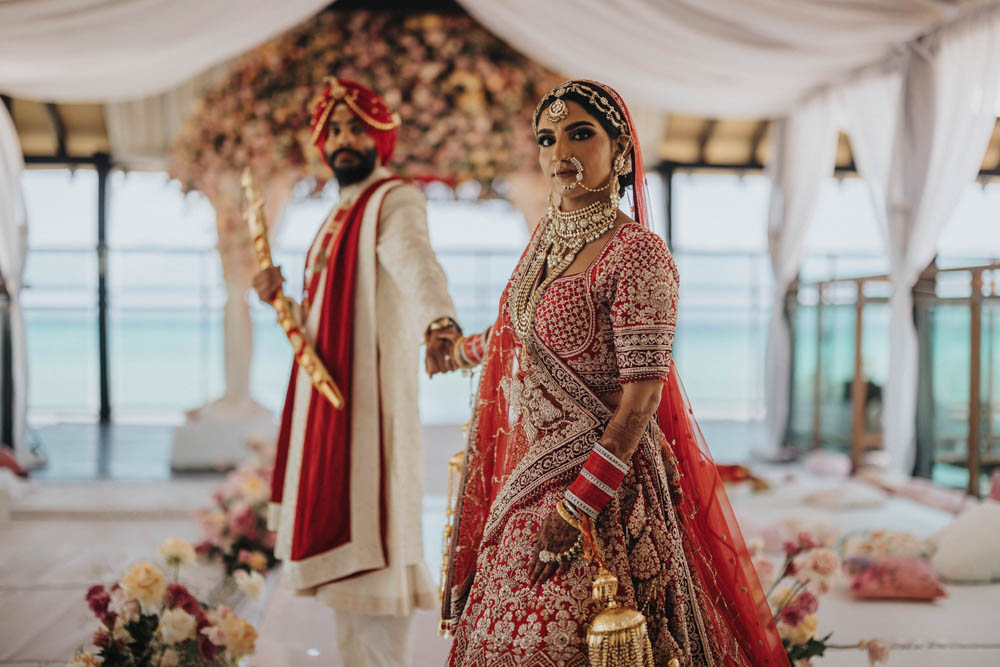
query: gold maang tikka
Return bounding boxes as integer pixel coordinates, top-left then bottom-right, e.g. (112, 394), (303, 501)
(546, 98), (569, 124)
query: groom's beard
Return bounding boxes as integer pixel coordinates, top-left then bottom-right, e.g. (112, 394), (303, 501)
(328, 147), (378, 186)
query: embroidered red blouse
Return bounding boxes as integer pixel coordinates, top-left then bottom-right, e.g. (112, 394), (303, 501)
(532, 222), (679, 395)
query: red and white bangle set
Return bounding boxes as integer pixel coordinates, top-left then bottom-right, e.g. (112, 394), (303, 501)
(454, 326), (491, 368)
(565, 443), (630, 519)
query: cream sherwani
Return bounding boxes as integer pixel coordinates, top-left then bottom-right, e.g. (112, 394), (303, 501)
(268, 167), (455, 665)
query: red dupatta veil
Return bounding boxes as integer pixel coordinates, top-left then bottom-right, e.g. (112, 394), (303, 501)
(443, 81), (787, 666)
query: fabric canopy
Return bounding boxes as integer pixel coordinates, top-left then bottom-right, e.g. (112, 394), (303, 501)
(764, 90), (839, 456)
(0, 0), (330, 102)
(871, 11), (1000, 474)
(457, 0), (963, 117)
(0, 104), (28, 456)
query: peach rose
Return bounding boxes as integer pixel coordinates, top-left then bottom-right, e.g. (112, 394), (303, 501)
(69, 653), (104, 666)
(779, 613), (819, 645)
(120, 561), (166, 611)
(208, 605), (258, 658)
(248, 551), (269, 572)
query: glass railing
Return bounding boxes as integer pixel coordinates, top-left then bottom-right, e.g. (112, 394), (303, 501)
(917, 265), (1000, 495)
(788, 277), (890, 461)
(789, 262), (999, 496)
(21, 245), (789, 425)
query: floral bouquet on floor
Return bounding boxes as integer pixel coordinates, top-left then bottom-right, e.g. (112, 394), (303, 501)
(195, 454), (277, 577)
(70, 540), (259, 666)
(754, 532), (891, 666)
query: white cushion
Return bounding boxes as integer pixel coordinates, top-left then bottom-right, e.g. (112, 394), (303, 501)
(931, 500), (1000, 582)
(804, 481), (889, 510)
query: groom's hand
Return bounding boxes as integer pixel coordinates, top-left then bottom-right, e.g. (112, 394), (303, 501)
(425, 323), (461, 377)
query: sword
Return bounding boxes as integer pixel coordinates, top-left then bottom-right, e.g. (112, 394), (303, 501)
(242, 168), (345, 410)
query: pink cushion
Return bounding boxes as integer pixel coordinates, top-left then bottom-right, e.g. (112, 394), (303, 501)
(849, 556), (947, 601)
(804, 450), (851, 478)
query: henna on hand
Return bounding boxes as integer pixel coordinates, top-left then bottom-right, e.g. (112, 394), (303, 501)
(600, 380), (662, 462)
(529, 509), (580, 586)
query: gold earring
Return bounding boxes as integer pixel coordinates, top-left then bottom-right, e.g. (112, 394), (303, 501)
(613, 153), (626, 175)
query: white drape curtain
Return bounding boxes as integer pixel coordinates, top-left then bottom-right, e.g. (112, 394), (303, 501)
(0, 0), (331, 102)
(457, 0), (953, 116)
(0, 104), (29, 456)
(764, 90), (839, 455)
(850, 12), (1000, 475)
(104, 65), (230, 170)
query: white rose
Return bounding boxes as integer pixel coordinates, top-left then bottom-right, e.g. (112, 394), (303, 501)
(158, 607), (197, 645)
(158, 538), (197, 568)
(234, 569), (264, 601)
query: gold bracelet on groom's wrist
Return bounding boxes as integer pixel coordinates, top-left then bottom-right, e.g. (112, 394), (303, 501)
(426, 316), (460, 337)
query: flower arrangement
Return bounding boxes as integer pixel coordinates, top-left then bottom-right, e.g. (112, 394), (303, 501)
(169, 8), (561, 202)
(194, 460), (277, 577)
(70, 540), (258, 666)
(755, 532), (891, 666)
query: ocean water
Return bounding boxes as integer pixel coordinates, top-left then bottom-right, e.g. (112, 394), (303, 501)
(21, 246), (999, 477)
(22, 247), (775, 423)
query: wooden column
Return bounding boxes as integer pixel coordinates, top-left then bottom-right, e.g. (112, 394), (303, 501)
(969, 269), (983, 497)
(850, 280), (866, 470)
(812, 283), (824, 450)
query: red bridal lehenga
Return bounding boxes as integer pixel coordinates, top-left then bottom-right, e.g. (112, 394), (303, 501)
(441, 81), (788, 667)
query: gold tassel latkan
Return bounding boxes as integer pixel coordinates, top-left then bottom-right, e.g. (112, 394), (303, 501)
(438, 449), (466, 637)
(587, 567), (676, 667)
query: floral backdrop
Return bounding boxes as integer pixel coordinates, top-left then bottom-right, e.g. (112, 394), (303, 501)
(169, 8), (562, 211)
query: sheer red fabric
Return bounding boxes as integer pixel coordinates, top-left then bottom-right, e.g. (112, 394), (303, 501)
(658, 362), (787, 664)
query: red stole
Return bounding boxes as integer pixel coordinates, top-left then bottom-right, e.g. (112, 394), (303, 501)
(270, 177), (399, 565)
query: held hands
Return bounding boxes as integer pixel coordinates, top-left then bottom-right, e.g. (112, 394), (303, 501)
(425, 321), (462, 378)
(252, 266), (284, 303)
(529, 508), (580, 586)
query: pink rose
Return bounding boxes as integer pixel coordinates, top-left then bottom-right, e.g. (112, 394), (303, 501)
(794, 591), (819, 614)
(860, 638), (890, 665)
(805, 549), (841, 577)
(778, 604), (806, 627)
(797, 532), (818, 550)
(201, 625), (226, 646)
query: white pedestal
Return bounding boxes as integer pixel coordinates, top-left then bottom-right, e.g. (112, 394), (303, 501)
(170, 396), (277, 471)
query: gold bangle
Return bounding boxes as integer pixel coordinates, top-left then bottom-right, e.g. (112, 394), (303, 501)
(427, 316), (458, 333)
(556, 499), (581, 532)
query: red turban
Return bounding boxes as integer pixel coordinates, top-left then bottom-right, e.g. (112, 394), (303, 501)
(310, 77), (400, 166)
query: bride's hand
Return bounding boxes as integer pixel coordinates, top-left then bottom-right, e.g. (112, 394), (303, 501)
(529, 508), (580, 586)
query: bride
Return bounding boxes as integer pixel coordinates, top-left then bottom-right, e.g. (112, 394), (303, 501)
(439, 80), (788, 667)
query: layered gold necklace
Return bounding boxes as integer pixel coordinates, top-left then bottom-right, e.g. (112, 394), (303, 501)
(511, 197), (618, 342)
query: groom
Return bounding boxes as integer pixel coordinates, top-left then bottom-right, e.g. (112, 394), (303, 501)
(253, 77), (460, 666)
